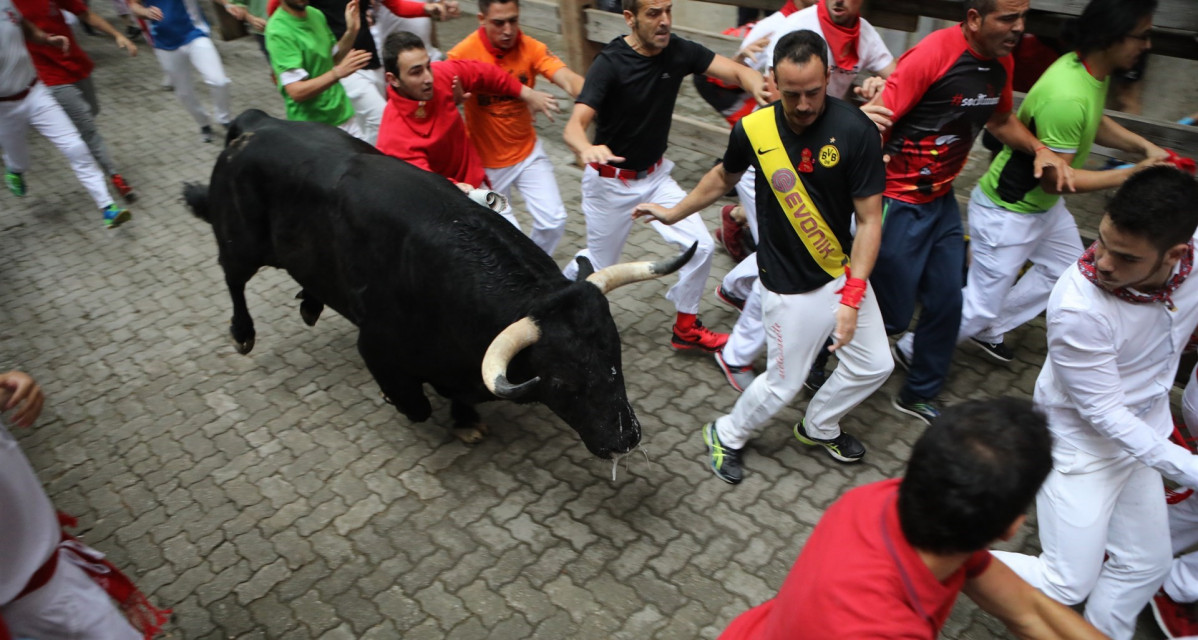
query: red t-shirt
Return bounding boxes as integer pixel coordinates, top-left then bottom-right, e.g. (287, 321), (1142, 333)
(15, 0), (94, 86)
(719, 479), (992, 640)
(375, 58), (523, 187)
(881, 25), (1013, 204)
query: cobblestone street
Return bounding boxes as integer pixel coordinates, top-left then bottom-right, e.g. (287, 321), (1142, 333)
(0, 6), (1169, 638)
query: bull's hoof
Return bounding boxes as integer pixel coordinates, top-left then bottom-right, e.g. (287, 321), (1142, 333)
(453, 422), (489, 445)
(299, 303), (322, 327)
(229, 327), (255, 354)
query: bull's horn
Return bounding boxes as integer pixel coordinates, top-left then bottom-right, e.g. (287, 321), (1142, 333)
(586, 242), (698, 295)
(481, 317), (542, 398)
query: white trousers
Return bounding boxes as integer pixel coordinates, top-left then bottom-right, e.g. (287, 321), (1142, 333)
(958, 186), (1082, 344)
(0, 82), (112, 209)
(714, 277), (893, 449)
(1, 548), (140, 640)
(486, 140), (568, 256)
(992, 428), (1172, 640)
(734, 165), (758, 241)
(721, 255), (764, 367)
(1163, 367), (1198, 603)
(563, 160), (715, 314)
(153, 37), (231, 128)
(339, 67), (384, 145)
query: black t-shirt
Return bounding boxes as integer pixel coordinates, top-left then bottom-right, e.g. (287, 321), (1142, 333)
(310, 0), (381, 70)
(723, 98), (885, 294)
(576, 35), (715, 171)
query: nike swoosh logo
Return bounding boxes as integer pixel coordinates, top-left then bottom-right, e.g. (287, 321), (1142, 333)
(757, 146), (777, 154)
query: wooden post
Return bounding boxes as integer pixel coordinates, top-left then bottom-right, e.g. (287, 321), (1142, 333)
(560, 0), (603, 73)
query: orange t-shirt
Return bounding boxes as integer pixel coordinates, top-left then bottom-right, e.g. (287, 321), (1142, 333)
(447, 28), (566, 168)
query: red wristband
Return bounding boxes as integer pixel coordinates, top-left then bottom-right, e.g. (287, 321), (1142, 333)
(1034, 145), (1049, 153)
(836, 267), (867, 309)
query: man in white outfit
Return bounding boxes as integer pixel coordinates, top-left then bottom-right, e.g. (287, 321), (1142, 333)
(991, 167), (1198, 640)
(0, 1), (130, 227)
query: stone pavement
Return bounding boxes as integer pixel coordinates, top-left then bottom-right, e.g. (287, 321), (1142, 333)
(0, 8), (1170, 639)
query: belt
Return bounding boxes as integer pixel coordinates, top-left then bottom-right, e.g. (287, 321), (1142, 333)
(13, 547), (59, 602)
(0, 80), (37, 102)
(589, 157), (663, 181)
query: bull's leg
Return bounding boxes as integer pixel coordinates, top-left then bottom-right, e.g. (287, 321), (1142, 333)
(450, 401), (488, 445)
(295, 289), (324, 326)
(225, 271), (256, 354)
(358, 333), (431, 422)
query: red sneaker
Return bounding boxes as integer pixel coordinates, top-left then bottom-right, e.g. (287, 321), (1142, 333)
(717, 204), (749, 263)
(111, 173), (136, 203)
(671, 317), (729, 353)
(1152, 590), (1198, 638)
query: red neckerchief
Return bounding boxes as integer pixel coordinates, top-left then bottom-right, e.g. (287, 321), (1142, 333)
(477, 25), (522, 59)
(779, 0), (798, 16)
(1077, 239), (1194, 310)
(817, 0), (859, 71)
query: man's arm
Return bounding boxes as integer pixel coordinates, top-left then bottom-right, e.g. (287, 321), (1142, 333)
(562, 102), (624, 165)
(79, 10), (137, 54)
(705, 54), (768, 106)
(985, 109), (1076, 193)
(631, 162), (743, 225)
(0, 371), (44, 428)
(1095, 115), (1169, 161)
(964, 559), (1106, 639)
(550, 66), (584, 99)
(126, 0), (163, 23)
(854, 60), (895, 101)
(19, 17), (69, 51)
(332, 0), (360, 64)
(828, 193), (882, 351)
(280, 48), (371, 102)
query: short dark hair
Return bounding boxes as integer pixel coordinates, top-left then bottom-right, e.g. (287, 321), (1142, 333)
(1063, 0), (1157, 56)
(898, 397), (1052, 555)
(622, 0), (638, 14)
(964, 0), (999, 18)
(772, 30), (828, 72)
(382, 31), (427, 77)
(478, 0), (516, 15)
(1106, 166), (1198, 253)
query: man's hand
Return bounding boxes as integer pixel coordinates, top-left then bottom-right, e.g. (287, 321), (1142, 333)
(1144, 142), (1170, 162)
(828, 305), (858, 352)
(631, 202), (680, 225)
(142, 5), (164, 20)
(579, 145), (625, 165)
(46, 34), (69, 53)
(520, 87), (560, 121)
(860, 103), (893, 133)
(247, 14), (266, 30)
(442, 0), (460, 17)
(854, 76), (886, 101)
(452, 75), (472, 105)
(115, 33), (138, 55)
(456, 182), (474, 192)
(1033, 147), (1076, 193)
(0, 371), (44, 428)
(735, 35), (770, 66)
(225, 3), (246, 19)
(344, 0), (360, 34)
(334, 49), (372, 80)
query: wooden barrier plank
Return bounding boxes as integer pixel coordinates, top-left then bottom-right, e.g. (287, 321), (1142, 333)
(583, 7), (741, 57)
(561, 0), (602, 71)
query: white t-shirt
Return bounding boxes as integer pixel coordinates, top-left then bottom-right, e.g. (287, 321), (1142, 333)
(756, 6), (893, 100)
(0, 0), (38, 97)
(0, 415), (59, 605)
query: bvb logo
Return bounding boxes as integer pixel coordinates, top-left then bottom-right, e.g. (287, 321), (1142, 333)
(819, 144), (840, 168)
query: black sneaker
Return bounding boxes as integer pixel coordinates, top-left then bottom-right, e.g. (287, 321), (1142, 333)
(715, 285), (746, 312)
(200, 125), (215, 144)
(891, 341), (911, 371)
(970, 337), (1014, 363)
(893, 393), (941, 426)
(702, 422), (744, 484)
(793, 420), (865, 463)
(804, 366), (828, 392)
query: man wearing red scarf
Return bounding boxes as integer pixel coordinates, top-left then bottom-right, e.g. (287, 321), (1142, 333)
(376, 29), (558, 189)
(446, 0), (585, 256)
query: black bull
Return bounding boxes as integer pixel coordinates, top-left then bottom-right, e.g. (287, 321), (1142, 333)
(183, 110), (695, 459)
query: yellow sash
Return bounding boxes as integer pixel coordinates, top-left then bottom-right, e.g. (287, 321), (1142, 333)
(742, 105), (848, 278)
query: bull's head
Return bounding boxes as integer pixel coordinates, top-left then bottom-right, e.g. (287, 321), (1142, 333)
(480, 244), (697, 459)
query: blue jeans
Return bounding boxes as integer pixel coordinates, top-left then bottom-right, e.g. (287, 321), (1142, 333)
(871, 192), (965, 401)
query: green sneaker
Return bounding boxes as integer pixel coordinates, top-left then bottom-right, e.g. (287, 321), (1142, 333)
(702, 422), (744, 484)
(102, 203), (131, 229)
(5, 171), (26, 197)
(794, 419), (865, 463)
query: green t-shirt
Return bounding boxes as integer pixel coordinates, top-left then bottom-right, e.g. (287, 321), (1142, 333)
(979, 53), (1109, 213)
(265, 7), (354, 127)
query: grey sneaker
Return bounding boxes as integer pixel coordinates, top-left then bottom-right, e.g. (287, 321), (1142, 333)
(793, 419), (865, 463)
(702, 422), (744, 484)
(714, 351), (755, 392)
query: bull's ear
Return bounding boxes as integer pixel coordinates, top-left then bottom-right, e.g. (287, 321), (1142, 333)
(574, 256), (595, 281)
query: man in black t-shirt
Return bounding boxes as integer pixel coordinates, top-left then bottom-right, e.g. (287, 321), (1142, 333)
(562, 0), (767, 354)
(634, 30), (892, 484)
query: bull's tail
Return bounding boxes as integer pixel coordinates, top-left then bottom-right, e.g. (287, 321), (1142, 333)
(183, 182), (212, 223)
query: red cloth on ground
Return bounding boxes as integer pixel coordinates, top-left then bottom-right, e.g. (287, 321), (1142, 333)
(14, 0), (94, 86)
(718, 479), (991, 640)
(375, 58), (522, 186)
